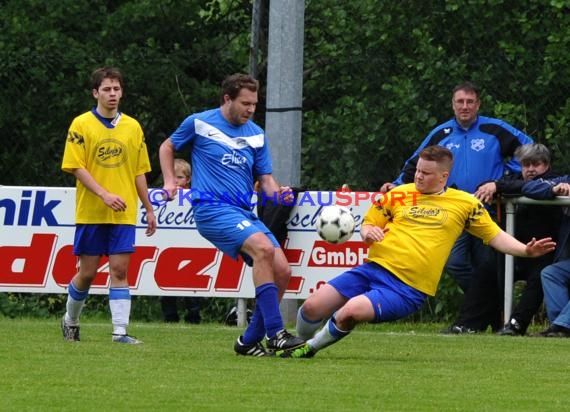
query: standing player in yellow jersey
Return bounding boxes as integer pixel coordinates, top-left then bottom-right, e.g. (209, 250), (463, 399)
(288, 146), (555, 358)
(60, 67), (157, 344)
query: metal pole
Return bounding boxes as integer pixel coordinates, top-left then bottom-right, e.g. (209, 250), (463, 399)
(249, 0), (262, 78)
(502, 196), (569, 324)
(266, 0), (305, 324)
(503, 201), (516, 323)
(237, 297), (248, 328)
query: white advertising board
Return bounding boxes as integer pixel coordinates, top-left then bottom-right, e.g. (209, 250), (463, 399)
(0, 186), (376, 299)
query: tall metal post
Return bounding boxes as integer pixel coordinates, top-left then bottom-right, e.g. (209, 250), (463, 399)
(504, 201), (516, 324)
(265, 0), (305, 324)
(249, 0), (263, 78)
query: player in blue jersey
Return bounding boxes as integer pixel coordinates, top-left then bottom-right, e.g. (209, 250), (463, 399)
(380, 81), (534, 294)
(159, 73), (305, 356)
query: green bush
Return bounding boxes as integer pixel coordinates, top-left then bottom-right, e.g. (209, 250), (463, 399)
(0, 293), (242, 324)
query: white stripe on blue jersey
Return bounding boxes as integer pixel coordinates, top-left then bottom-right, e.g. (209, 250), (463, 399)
(194, 119), (265, 149)
(170, 108), (272, 209)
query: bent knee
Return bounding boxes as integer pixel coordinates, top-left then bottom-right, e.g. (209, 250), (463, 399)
(109, 266), (128, 282)
(337, 300), (374, 324)
(279, 265), (292, 279)
(301, 297), (323, 320)
(253, 242), (276, 262)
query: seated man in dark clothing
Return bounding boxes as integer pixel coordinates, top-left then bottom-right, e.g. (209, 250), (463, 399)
(523, 173), (570, 337)
(444, 143), (562, 335)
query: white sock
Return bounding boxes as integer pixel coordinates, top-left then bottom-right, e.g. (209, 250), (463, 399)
(296, 306), (323, 340)
(65, 297), (85, 326)
(308, 317), (351, 352)
(65, 282), (89, 326)
(109, 287), (131, 335)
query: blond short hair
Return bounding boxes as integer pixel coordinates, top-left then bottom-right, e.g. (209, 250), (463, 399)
(174, 158), (191, 178)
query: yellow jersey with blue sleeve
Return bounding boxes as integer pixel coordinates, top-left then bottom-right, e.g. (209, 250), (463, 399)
(363, 183), (501, 296)
(61, 108), (151, 224)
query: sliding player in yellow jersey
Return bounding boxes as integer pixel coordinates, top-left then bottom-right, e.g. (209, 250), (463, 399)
(288, 145), (555, 358)
(60, 67), (156, 344)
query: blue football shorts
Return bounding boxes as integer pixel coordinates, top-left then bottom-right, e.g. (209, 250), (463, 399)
(193, 203), (279, 267)
(328, 261), (427, 322)
(73, 224), (136, 256)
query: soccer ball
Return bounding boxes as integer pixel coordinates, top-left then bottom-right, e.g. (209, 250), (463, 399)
(316, 205), (356, 244)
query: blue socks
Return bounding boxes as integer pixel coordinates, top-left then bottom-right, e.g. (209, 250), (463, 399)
(65, 281), (89, 325)
(242, 283), (283, 344)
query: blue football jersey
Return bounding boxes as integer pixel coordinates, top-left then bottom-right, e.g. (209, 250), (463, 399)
(170, 108), (272, 209)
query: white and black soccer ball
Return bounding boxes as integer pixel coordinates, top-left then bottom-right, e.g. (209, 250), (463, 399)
(316, 205), (356, 244)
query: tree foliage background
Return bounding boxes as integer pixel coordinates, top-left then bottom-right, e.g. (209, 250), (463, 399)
(1, 0), (569, 190)
(1, 0), (570, 321)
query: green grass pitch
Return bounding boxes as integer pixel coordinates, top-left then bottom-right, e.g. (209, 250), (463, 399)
(0, 318), (568, 411)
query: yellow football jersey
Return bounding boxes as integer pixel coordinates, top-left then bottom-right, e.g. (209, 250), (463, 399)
(363, 183), (501, 296)
(61, 110), (151, 224)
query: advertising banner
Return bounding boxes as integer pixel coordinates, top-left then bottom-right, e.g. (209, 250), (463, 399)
(0, 186), (374, 299)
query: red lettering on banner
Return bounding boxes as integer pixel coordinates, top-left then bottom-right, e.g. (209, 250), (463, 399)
(128, 246), (159, 287)
(0, 233), (56, 286)
(52, 245), (158, 288)
(154, 247), (214, 290)
(315, 280), (327, 290)
(0, 232), (310, 293)
(284, 246), (305, 293)
(286, 275), (303, 293)
(52, 245), (99, 286)
(52, 245), (110, 287)
(284, 248), (303, 265)
(214, 253), (246, 291)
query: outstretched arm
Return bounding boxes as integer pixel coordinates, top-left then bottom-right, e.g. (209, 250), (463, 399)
(489, 230), (556, 258)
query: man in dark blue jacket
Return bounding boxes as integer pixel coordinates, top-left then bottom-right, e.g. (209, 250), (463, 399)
(381, 81), (534, 292)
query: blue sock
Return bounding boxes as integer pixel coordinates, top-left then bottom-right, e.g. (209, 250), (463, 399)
(242, 303), (265, 344)
(68, 281), (89, 301)
(65, 281), (89, 325)
(327, 316), (351, 339)
(255, 283), (283, 338)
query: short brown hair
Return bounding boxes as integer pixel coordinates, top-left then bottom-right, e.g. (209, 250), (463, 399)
(452, 81), (479, 99)
(220, 73), (258, 104)
(419, 145), (454, 171)
(91, 67), (123, 91)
